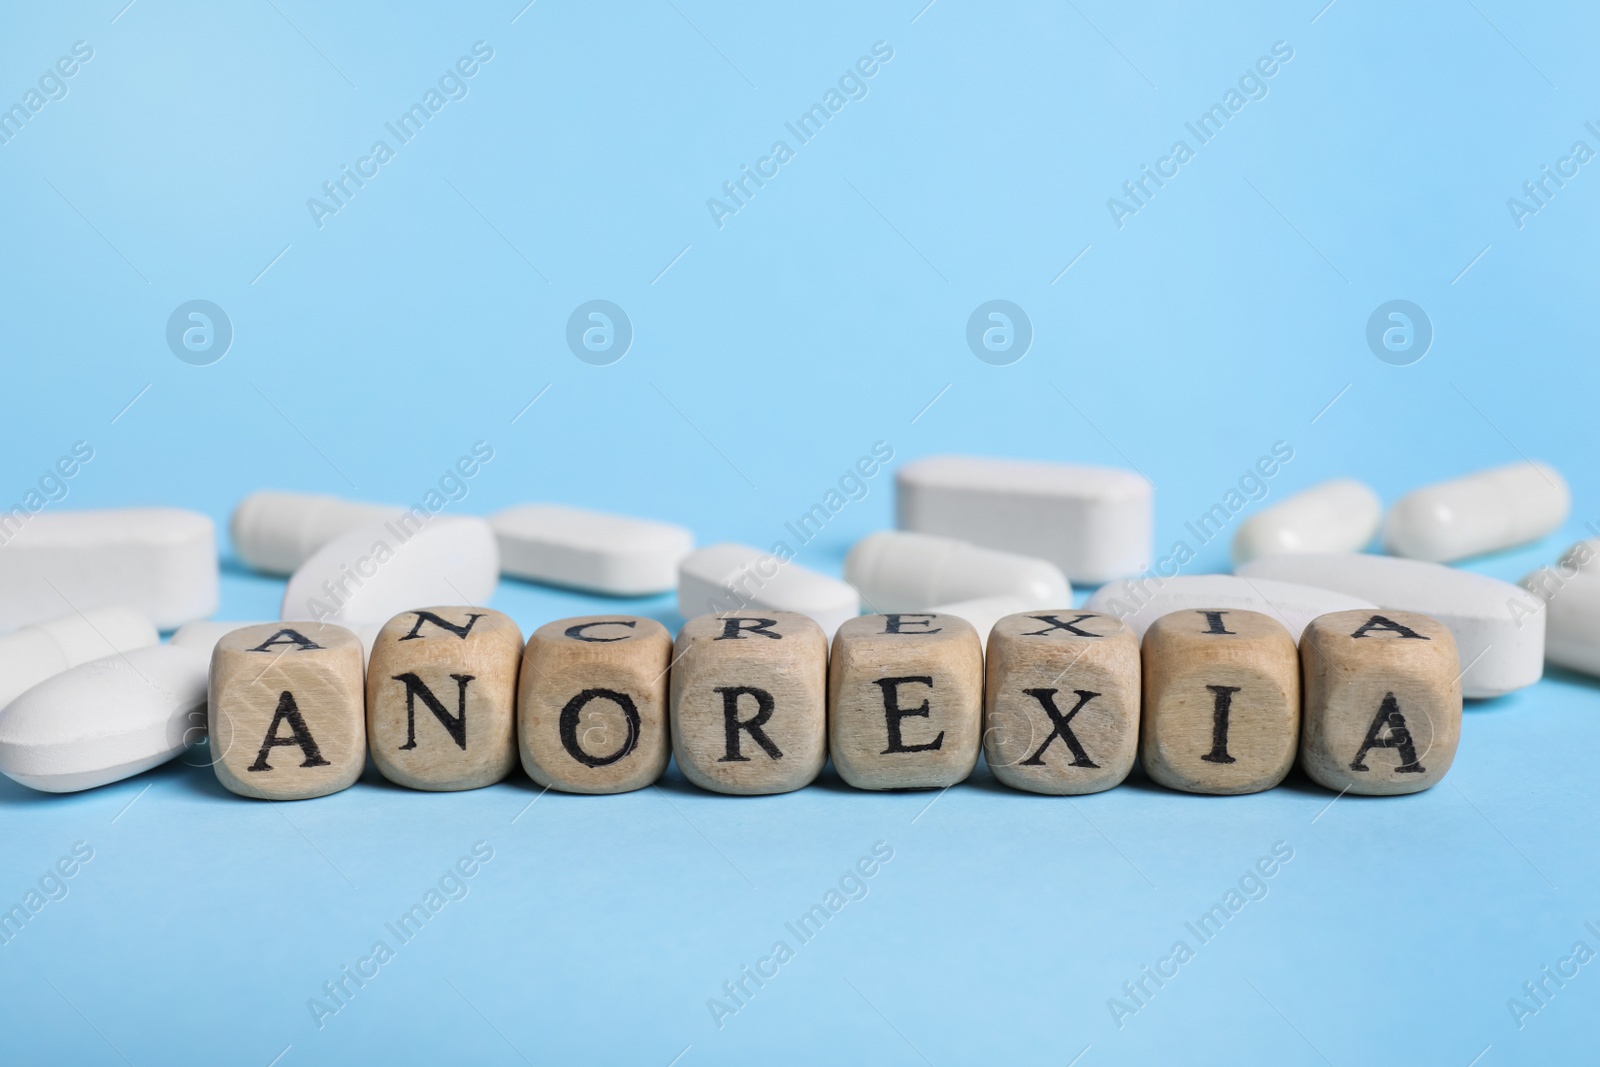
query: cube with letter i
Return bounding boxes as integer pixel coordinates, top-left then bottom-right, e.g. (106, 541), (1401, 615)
(1140, 609), (1299, 795)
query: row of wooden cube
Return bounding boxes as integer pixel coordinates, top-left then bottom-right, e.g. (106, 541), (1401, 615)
(207, 605), (1461, 800)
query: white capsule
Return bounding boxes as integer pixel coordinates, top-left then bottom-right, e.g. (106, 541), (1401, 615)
(1084, 574), (1376, 643)
(923, 596), (1045, 650)
(491, 504), (693, 595)
(1239, 553), (1544, 698)
(0, 508), (218, 632)
(1383, 461), (1569, 562)
(0, 644), (209, 792)
(678, 543), (859, 638)
(1231, 479), (1381, 565)
(1522, 566), (1600, 676)
(170, 619), (381, 663)
(845, 531), (1068, 612)
(896, 455), (1151, 584)
(281, 515), (499, 626)
(0, 607), (159, 710)
(231, 490), (399, 575)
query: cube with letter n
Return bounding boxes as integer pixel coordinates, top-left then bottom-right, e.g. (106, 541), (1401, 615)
(366, 606), (523, 791)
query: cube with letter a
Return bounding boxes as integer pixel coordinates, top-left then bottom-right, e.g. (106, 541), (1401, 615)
(209, 622), (365, 800)
(1299, 609), (1461, 794)
(669, 612), (827, 795)
(829, 613), (983, 790)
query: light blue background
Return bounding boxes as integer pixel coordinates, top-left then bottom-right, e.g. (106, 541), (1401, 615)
(2, 1), (1597, 1063)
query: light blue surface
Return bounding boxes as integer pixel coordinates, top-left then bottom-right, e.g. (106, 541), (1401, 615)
(2, 1), (1597, 1063)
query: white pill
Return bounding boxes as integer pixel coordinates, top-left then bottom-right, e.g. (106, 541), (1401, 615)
(281, 515), (499, 626)
(1238, 553), (1544, 698)
(1383, 461), (1569, 562)
(0, 607), (159, 710)
(1083, 574), (1375, 643)
(1558, 538), (1600, 572)
(170, 619), (273, 656)
(1522, 567), (1600, 676)
(896, 455), (1151, 584)
(845, 530), (1069, 612)
(0, 644), (208, 792)
(1231, 479), (1381, 565)
(170, 619), (381, 663)
(230, 490), (399, 575)
(0, 509), (218, 632)
(923, 596), (1044, 650)
(491, 504), (693, 595)
(678, 543), (859, 638)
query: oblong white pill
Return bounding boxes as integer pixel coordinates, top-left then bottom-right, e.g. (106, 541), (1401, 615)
(1083, 574), (1375, 643)
(231, 490), (398, 575)
(896, 456), (1152, 584)
(170, 619), (274, 657)
(0, 644), (209, 792)
(1383, 461), (1569, 562)
(1558, 539), (1600, 572)
(1238, 553), (1544, 698)
(1231, 479), (1381, 565)
(0, 509), (218, 631)
(281, 515), (499, 625)
(0, 607), (159, 710)
(1522, 567), (1600, 676)
(491, 504), (693, 595)
(170, 619), (381, 662)
(845, 530), (1069, 612)
(924, 596), (1043, 650)
(678, 543), (859, 638)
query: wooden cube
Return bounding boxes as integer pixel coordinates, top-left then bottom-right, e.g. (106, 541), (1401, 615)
(518, 615), (671, 794)
(670, 611), (827, 795)
(366, 606), (522, 791)
(984, 610), (1140, 794)
(209, 622), (365, 800)
(1299, 609), (1461, 794)
(829, 613), (982, 790)
(1140, 609), (1299, 795)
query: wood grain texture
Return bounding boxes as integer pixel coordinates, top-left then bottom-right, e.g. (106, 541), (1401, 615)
(1299, 609), (1461, 794)
(670, 611), (827, 795)
(1140, 608), (1299, 795)
(209, 622), (365, 800)
(366, 606), (522, 791)
(829, 613), (982, 790)
(984, 610), (1140, 795)
(519, 615), (671, 794)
